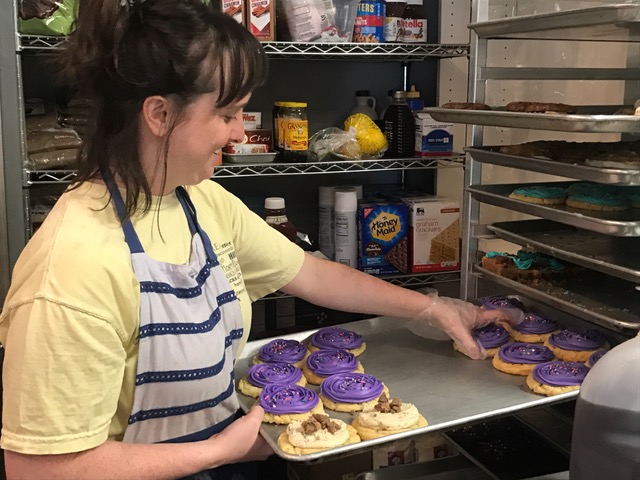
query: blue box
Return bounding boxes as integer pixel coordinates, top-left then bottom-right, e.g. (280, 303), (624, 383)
(358, 201), (409, 275)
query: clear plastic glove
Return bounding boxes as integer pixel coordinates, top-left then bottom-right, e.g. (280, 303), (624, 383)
(413, 293), (524, 360)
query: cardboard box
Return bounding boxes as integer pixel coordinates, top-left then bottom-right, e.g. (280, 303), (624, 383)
(221, 0), (245, 25)
(287, 451), (371, 480)
(404, 196), (460, 273)
(371, 434), (458, 470)
(358, 201), (409, 275)
(249, 0), (276, 40)
(242, 112), (262, 129)
(415, 112), (453, 156)
(223, 129), (272, 153)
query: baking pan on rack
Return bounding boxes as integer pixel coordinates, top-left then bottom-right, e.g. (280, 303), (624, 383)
(234, 317), (579, 461)
(424, 107), (640, 133)
(474, 264), (640, 333)
(468, 4), (640, 39)
(487, 219), (640, 283)
(467, 182), (640, 237)
(466, 147), (640, 185)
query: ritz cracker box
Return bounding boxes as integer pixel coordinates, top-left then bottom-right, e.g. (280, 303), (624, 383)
(403, 196), (460, 273)
(358, 201), (410, 275)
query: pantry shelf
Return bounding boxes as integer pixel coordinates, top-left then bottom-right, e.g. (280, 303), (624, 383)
(18, 35), (470, 60)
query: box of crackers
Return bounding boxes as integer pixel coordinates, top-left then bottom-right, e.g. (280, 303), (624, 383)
(403, 196), (460, 273)
(358, 201), (410, 275)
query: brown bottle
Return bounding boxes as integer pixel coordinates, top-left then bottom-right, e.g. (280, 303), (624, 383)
(264, 197), (298, 242)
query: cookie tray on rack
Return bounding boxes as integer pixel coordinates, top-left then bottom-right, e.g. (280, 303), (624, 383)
(234, 317), (579, 462)
(487, 219), (640, 283)
(466, 147), (640, 185)
(474, 265), (640, 333)
(424, 107), (640, 133)
(467, 182), (640, 237)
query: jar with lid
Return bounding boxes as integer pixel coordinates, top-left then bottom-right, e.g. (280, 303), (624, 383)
(384, 0), (406, 42)
(401, 0), (427, 43)
(272, 101), (286, 154)
(279, 101), (308, 162)
(264, 197), (298, 242)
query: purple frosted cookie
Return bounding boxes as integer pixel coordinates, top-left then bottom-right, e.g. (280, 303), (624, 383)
(586, 349), (608, 368)
(455, 323), (511, 358)
(259, 384), (324, 424)
(544, 329), (608, 363)
(238, 362), (306, 398)
(303, 349), (363, 385)
(309, 327), (366, 356)
(478, 295), (525, 311)
(492, 342), (555, 376)
(319, 373), (388, 412)
(526, 361), (590, 396)
(253, 339), (309, 368)
(511, 312), (559, 343)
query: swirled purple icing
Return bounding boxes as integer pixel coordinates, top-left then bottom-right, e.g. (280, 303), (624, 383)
(247, 362), (303, 388)
(320, 373), (384, 403)
(311, 327), (363, 350)
(587, 349), (607, 367)
(258, 339), (307, 363)
(306, 349), (359, 376)
(258, 384), (319, 414)
(548, 329), (605, 351)
(498, 342), (554, 364)
(514, 313), (558, 335)
(472, 323), (511, 349)
(479, 295), (525, 311)
(532, 362), (590, 387)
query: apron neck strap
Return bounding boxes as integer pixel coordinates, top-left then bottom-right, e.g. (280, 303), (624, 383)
(102, 169), (145, 254)
(176, 186), (217, 261)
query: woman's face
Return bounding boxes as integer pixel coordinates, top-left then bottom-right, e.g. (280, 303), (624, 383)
(165, 92), (249, 187)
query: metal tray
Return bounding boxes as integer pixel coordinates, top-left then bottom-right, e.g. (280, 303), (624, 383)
(222, 152), (278, 164)
(234, 317), (580, 462)
(468, 4), (640, 41)
(466, 147), (640, 185)
(467, 182), (640, 237)
(474, 265), (640, 333)
(424, 107), (640, 133)
(488, 219), (640, 283)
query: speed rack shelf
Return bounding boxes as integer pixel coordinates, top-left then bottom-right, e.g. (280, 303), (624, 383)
(18, 35), (470, 60)
(24, 155), (464, 185)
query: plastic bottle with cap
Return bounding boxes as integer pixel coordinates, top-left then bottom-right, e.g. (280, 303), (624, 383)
(406, 85), (424, 111)
(264, 197), (298, 242)
(349, 90), (378, 120)
(333, 188), (358, 267)
(318, 186), (335, 260)
(383, 90), (416, 158)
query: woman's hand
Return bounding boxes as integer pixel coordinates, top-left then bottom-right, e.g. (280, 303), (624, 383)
(418, 295), (524, 360)
(210, 406), (274, 466)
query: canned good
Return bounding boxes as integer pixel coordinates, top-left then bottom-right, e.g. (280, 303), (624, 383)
(278, 101), (308, 162)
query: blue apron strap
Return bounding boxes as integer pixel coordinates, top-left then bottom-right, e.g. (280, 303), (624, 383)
(101, 169), (145, 254)
(176, 187), (217, 261)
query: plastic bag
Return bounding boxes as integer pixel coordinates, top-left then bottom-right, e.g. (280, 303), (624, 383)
(19, 0), (77, 36)
(308, 126), (361, 161)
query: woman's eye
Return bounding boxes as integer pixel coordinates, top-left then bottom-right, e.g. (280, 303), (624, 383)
(222, 115), (235, 123)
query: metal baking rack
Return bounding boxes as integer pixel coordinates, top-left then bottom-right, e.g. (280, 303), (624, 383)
(424, 108), (640, 133)
(487, 219), (640, 284)
(466, 147), (640, 185)
(474, 265), (640, 333)
(467, 182), (640, 237)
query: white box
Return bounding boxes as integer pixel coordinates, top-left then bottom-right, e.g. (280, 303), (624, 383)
(415, 112), (453, 156)
(242, 112), (262, 129)
(404, 196), (460, 273)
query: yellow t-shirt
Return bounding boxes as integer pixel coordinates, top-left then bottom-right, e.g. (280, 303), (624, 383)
(0, 180), (305, 455)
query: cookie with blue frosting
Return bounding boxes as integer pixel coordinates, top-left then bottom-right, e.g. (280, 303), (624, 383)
(509, 186), (567, 205)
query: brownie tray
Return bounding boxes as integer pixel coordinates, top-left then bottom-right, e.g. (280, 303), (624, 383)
(234, 316), (581, 462)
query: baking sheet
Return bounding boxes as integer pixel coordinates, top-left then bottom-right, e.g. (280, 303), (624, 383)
(488, 219), (640, 283)
(466, 147), (640, 185)
(474, 265), (640, 333)
(466, 182), (640, 237)
(234, 316), (579, 462)
(468, 4), (640, 40)
(424, 108), (640, 133)
(222, 152), (278, 164)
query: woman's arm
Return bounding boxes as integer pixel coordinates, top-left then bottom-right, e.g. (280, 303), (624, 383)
(4, 406), (272, 480)
(281, 253), (510, 359)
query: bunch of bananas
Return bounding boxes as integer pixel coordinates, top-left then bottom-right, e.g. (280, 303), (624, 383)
(344, 114), (388, 157)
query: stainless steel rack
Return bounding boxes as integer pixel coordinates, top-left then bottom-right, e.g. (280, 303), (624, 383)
(23, 155), (464, 185)
(17, 35), (470, 60)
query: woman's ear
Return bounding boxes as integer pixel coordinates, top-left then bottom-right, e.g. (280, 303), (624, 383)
(141, 96), (174, 137)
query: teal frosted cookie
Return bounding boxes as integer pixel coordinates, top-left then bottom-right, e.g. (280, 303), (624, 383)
(566, 182), (619, 197)
(509, 186), (567, 205)
(566, 192), (629, 211)
(619, 186), (640, 208)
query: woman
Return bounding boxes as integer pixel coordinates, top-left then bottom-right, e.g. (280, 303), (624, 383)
(0, 1), (511, 478)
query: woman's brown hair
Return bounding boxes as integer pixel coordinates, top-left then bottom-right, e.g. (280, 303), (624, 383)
(58, 0), (268, 219)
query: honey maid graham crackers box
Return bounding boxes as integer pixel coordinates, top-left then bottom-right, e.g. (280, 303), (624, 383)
(358, 201), (409, 275)
(403, 196), (460, 273)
